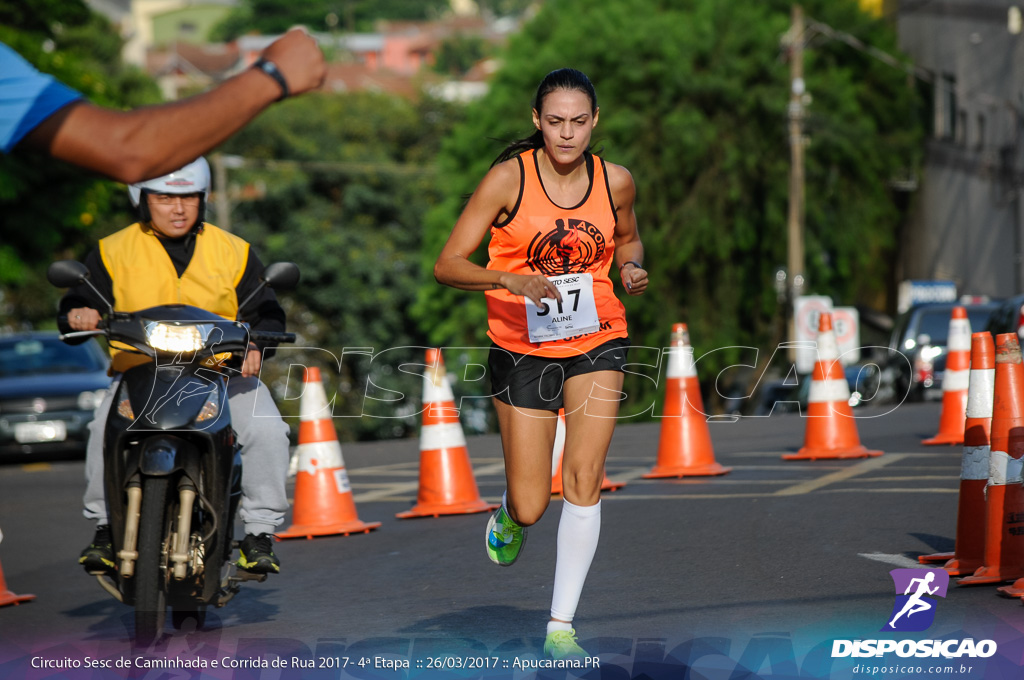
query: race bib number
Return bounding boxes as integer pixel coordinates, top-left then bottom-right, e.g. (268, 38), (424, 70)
(525, 273), (600, 343)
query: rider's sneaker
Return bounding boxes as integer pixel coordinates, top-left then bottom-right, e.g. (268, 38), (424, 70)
(79, 524), (116, 575)
(543, 629), (587, 659)
(485, 506), (526, 566)
(237, 533), (280, 574)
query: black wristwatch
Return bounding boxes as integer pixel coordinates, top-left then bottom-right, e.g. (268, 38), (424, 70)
(252, 58), (289, 101)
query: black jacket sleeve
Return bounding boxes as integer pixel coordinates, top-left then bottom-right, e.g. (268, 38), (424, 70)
(235, 247), (287, 356)
(57, 247), (114, 343)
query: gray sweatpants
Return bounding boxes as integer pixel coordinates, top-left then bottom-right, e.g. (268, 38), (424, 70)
(83, 375), (290, 536)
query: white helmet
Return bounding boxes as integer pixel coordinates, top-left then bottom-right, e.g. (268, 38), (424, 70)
(128, 157), (211, 207)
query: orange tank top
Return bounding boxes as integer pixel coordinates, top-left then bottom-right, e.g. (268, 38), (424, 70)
(485, 149), (628, 357)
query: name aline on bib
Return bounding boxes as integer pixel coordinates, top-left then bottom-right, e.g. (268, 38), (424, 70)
(524, 273), (600, 343)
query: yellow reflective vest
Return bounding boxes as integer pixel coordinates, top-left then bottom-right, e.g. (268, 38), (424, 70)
(98, 223), (249, 372)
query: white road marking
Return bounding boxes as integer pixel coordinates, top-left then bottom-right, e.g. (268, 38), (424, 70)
(330, 451), (960, 504)
(773, 454), (909, 496)
(858, 552), (927, 569)
(352, 462), (506, 503)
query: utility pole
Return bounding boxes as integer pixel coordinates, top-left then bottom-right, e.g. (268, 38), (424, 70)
(787, 4), (807, 357)
(212, 153), (231, 232)
(211, 154), (246, 231)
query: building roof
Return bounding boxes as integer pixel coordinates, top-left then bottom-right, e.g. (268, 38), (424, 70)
(322, 62), (420, 99)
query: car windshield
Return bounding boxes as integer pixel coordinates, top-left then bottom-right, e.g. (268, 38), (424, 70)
(0, 337), (105, 377)
(916, 307), (995, 345)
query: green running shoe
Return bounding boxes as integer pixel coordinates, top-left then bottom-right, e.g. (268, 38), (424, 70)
(544, 629), (587, 659)
(485, 506), (526, 566)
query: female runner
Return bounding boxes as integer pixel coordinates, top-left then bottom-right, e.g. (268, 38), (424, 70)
(434, 67), (647, 659)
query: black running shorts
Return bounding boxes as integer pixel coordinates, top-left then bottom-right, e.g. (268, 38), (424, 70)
(488, 337), (630, 411)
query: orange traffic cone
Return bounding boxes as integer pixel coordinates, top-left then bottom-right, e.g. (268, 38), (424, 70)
(918, 332), (993, 574)
(960, 333), (1024, 586)
(396, 349), (498, 519)
(644, 323), (731, 478)
(278, 367), (381, 539)
(0, 542), (35, 607)
(550, 409), (625, 494)
(783, 312), (882, 460)
(923, 306), (971, 445)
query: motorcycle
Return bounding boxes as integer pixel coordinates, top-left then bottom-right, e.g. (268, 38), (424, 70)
(47, 259), (299, 645)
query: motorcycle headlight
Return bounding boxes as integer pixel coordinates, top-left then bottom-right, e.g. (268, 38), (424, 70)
(145, 322), (213, 353)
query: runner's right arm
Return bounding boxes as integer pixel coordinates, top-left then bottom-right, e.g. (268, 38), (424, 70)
(434, 160), (561, 307)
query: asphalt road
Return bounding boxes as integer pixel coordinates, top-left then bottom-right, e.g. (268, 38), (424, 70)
(0, 401), (1021, 679)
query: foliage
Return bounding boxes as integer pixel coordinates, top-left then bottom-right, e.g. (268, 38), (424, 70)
(433, 34), (489, 76)
(211, 0), (451, 40)
(476, 0), (537, 18)
(412, 0), (924, 415)
(0, 0), (161, 329)
(216, 92), (463, 440)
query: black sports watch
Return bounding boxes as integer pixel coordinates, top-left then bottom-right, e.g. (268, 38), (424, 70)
(252, 58), (289, 101)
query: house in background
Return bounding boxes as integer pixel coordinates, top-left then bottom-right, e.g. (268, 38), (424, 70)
(84, 0), (513, 102)
(897, 1), (1024, 298)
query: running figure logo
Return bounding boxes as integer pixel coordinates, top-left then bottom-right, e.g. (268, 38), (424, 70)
(882, 568), (949, 632)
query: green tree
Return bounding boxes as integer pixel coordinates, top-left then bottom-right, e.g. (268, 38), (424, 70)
(216, 91), (462, 440)
(433, 34), (489, 76)
(211, 0), (451, 40)
(0, 0), (161, 328)
(413, 0), (923, 415)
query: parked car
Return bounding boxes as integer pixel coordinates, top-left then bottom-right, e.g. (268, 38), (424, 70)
(880, 301), (1000, 403)
(985, 293), (1024, 342)
(0, 332), (111, 456)
(726, 362), (880, 416)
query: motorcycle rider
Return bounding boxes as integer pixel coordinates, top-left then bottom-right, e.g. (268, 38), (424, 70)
(58, 157), (290, 575)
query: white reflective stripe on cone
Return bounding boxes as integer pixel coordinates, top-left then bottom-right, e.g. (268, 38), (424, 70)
(816, 332), (839, 362)
(988, 450), (1024, 486)
(961, 446), (991, 481)
(943, 369), (971, 393)
(420, 422), (467, 450)
(551, 415), (566, 477)
(808, 378), (850, 403)
(948, 321), (972, 351)
(299, 381), (332, 421)
(965, 369), (995, 418)
(665, 345), (697, 379)
(423, 372), (456, 404)
(295, 439), (344, 474)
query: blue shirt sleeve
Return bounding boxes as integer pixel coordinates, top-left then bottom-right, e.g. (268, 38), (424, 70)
(0, 42), (83, 153)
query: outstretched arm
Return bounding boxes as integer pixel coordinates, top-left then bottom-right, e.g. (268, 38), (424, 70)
(22, 28), (325, 183)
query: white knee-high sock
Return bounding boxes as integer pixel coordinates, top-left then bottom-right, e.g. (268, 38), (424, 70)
(549, 498), (601, 624)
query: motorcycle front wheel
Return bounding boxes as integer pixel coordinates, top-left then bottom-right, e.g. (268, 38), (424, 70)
(134, 476), (170, 646)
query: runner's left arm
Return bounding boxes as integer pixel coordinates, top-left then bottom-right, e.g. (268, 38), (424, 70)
(608, 163), (647, 296)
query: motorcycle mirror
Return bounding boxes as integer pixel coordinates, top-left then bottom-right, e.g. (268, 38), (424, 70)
(47, 260), (114, 313)
(47, 260), (89, 288)
(263, 262), (300, 292)
(236, 262), (300, 321)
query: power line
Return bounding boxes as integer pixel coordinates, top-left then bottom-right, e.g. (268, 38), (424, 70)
(805, 18), (933, 82)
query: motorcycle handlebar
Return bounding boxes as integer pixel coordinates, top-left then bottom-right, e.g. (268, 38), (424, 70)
(249, 331), (296, 344)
